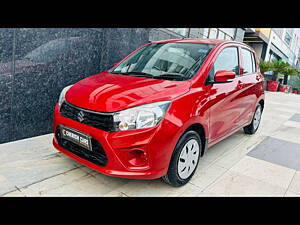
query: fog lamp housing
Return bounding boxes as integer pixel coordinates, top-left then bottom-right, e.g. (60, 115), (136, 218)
(127, 150), (148, 167)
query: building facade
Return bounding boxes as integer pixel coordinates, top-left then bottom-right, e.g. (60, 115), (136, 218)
(244, 28), (300, 71)
(149, 28), (246, 42)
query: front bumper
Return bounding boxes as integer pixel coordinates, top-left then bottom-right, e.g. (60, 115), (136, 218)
(52, 104), (180, 179)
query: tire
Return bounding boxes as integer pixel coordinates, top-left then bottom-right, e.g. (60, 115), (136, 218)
(243, 104), (262, 135)
(161, 130), (202, 187)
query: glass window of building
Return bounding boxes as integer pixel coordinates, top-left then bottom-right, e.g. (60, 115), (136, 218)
(202, 28), (209, 39)
(273, 28), (284, 38)
(167, 28), (188, 36)
(209, 28), (218, 39)
(284, 32), (292, 46)
(217, 31), (225, 40)
(219, 28), (235, 39)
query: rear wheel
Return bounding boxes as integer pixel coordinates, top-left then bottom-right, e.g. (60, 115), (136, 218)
(162, 130), (201, 187)
(243, 104), (262, 135)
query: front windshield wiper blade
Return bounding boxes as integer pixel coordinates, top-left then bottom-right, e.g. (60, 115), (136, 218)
(155, 73), (186, 80)
(111, 71), (155, 78)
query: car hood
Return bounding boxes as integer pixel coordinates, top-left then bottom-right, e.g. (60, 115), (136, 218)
(65, 72), (191, 112)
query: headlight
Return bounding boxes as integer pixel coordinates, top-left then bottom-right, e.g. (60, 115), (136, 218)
(113, 101), (171, 131)
(58, 85), (73, 107)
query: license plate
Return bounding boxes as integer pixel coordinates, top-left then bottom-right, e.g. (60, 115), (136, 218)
(60, 126), (92, 151)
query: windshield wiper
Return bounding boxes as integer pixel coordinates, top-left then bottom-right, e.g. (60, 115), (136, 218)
(155, 73), (186, 81)
(111, 71), (186, 80)
(111, 71), (155, 78)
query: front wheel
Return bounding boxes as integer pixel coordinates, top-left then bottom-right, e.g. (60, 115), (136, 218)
(243, 104), (262, 135)
(161, 130), (202, 187)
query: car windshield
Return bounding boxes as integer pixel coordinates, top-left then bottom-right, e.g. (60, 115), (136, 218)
(110, 42), (215, 81)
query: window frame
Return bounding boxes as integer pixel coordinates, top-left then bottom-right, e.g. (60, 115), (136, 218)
(205, 45), (241, 85)
(251, 51), (257, 73)
(240, 47), (257, 76)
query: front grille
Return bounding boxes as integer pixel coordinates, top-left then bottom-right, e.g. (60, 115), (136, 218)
(60, 101), (115, 131)
(55, 127), (108, 167)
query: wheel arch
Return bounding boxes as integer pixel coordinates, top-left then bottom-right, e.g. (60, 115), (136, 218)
(258, 99), (265, 112)
(185, 123), (208, 157)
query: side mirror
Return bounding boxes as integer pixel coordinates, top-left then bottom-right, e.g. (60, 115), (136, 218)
(214, 70), (236, 83)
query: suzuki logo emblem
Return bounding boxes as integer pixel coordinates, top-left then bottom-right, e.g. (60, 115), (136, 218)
(77, 111), (85, 122)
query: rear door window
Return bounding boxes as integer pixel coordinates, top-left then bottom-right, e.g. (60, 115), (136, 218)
(241, 48), (254, 75)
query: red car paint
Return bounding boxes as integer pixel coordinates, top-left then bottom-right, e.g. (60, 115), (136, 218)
(53, 39), (265, 179)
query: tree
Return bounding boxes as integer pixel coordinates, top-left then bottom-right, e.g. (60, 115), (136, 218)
(259, 59), (299, 84)
(271, 60), (290, 82)
(282, 65), (298, 85)
(259, 59), (273, 74)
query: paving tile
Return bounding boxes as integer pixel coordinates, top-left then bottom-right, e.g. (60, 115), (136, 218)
(270, 126), (300, 144)
(247, 137), (300, 171)
(0, 154), (78, 195)
(283, 121), (300, 129)
(103, 179), (202, 197)
(288, 172), (300, 195)
(273, 107), (299, 114)
(288, 113), (300, 122)
(256, 120), (285, 136)
(189, 163), (228, 190)
(20, 168), (129, 197)
(2, 190), (26, 197)
(262, 112), (292, 121)
(0, 134), (54, 154)
(196, 190), (220, 197)
(205, 171), (286, 197)
(213, 135), (267, 169)
(230, 156), (295, 189)
(284, 190), (300, 197)
(0, 175), (16, 196)
(202, 130), (248, 163)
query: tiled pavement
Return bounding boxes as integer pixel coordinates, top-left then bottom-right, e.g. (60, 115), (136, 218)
(1, 91), (300, 197)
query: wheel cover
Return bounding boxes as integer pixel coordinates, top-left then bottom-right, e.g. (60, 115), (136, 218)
(253, 105), (262, 130)
(177, 139), (200, 179)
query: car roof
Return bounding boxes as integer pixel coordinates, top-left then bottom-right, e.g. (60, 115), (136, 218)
(150, 38), (250, 47)
(150, 38), (254, 52)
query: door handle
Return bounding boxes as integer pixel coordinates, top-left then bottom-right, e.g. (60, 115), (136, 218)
(237, 80), (243, 89)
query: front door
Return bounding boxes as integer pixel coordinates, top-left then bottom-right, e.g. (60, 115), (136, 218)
(206, 46), (244, 144)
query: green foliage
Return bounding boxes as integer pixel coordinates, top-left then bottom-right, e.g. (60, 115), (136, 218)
(283, 66), (298, 76)
(259, 59), (273, 74)
(271, 60), (289, 74)
(259, 59), (299, 79)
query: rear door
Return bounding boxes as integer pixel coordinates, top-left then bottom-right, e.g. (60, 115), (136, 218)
(235, 47), (261, 127)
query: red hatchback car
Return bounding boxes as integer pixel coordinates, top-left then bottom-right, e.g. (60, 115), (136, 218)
(53, 39), (265, 186)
